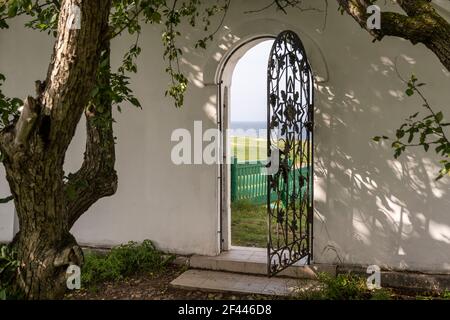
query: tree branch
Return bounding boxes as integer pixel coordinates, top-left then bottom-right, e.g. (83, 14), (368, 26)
(40, 0), (112, 154)
(66, 39), (118, 229)
(66, 107), (118, 229)
(337, 0), (450, 71)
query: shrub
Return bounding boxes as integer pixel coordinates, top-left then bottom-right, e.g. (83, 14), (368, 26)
(81, 240), (173, 289)
(0, 244), (19, 300)
(296, 272), (392, 300)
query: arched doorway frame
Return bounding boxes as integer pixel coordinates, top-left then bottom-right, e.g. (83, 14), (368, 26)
(216, 35), (276, 252)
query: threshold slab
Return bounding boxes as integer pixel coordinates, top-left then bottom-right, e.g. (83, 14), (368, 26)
(170, 269), (320, 296)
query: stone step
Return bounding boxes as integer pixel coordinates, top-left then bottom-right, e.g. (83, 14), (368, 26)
(189, 247), (336, 279)
(170, 269), (320, 296)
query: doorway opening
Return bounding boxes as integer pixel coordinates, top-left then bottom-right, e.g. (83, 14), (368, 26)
(219, 31), (314, 275)
(228, 40), (273, 249)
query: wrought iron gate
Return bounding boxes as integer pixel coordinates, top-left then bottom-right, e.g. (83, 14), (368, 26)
(267, 30), (314, 276)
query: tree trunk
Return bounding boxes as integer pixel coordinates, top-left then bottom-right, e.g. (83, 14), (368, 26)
(5, 157), (82, 299)
(0, 0), (112, 299)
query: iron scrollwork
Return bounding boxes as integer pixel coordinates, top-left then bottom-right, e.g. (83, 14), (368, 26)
(267, 30), (314, 276)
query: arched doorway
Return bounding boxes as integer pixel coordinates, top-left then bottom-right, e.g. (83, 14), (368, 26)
(218, 31), (314, 275)
(217, 36), (275, 253)
(229, 40), (274, 249)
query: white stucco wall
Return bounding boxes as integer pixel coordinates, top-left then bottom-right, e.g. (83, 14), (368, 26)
(0, 0), (449, 271)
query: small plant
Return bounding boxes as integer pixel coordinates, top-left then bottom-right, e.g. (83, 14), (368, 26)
(0, 244), (20, 300)
(318, 273), (368, 300)
(81, 240), (174, 289)
(442, 290), (450, 300)
(373, 74), (449, 180)
(370, 287), (393, 300)
(296, 272), (392, 300)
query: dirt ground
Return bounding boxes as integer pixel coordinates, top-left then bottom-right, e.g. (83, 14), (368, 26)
(65, 265), (274, 300)
(65, 264), (436, 301)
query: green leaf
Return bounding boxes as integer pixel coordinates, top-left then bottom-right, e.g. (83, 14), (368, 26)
(0, 19), (9, 29)
(7, 4), (18, 18)
(410, 112), (420, 119)
(435, 112), (443, 123)
(435, 145), (446, 154)
(129, 97), (141, 108)
(90, 87), (99, 98)
(0, 288), (6, 300)
(151, 12), (161, 23)
(408, 131), (414, 144)
(373, 136), (389, 142)
(405, 88), (414, 97)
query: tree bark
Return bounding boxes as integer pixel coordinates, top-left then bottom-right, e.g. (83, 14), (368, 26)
(66, 38), (118, 229)
(337, 0), (450, 72)
(0, 0), (112, 299)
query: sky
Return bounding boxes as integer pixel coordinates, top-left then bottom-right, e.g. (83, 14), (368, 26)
(230, 40), (274, 123)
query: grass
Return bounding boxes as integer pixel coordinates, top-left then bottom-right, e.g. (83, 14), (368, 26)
(231, 200), (267, 248)
(416, 290), (450, 300)
(230, 136), (267, 162)
(81, 240), (174, 291)
(295, 273), (393, 300)
(0, 244), (20, 300)
(230, 135), (311, 164)
(231, 199), (310, 248)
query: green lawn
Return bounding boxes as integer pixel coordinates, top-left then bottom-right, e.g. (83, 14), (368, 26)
(230, 136), (310, 164)
(230, 137), (268, 248)
(231, 199), (310, 248)
(230, 135), (311, 248)
(230, 136), (267, 162)
(231, 200), (267, 248)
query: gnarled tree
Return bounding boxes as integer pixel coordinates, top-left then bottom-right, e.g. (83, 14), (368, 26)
(0, 0), (113, 299)
(0, 0), (230, 299)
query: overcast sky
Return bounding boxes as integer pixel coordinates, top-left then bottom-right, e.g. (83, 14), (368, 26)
(230, 40), (274, 123)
